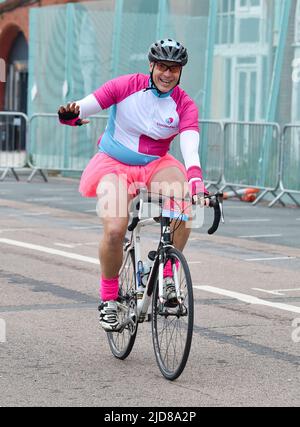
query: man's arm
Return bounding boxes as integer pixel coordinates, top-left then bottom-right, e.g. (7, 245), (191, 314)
(58, 94), (102, 126)
(180, 130), (209, 200)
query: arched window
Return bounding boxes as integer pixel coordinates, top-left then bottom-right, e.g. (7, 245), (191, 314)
(4, 31), (28, 113)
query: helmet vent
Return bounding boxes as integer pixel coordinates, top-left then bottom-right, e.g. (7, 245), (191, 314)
(148, 38), (188, 66)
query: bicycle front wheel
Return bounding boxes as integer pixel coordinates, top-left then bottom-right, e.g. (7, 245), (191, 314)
(107, 241), (138, 360)
(152, 248), (194, 380)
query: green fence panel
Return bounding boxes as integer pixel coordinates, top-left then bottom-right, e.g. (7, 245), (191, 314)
(223, 122), (280, 190)
(28, 114), (108, 171)
(282, 126), (300, 192)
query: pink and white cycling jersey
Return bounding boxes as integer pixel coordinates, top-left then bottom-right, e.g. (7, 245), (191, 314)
(92, 73), (199, 166)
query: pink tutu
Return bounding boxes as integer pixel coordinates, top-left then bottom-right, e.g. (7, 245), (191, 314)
(79, 152), (187, 198)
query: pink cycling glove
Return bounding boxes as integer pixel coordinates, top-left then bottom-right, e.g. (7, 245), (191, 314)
(58, 111), (83, 126)
(187, 166), (209, 198)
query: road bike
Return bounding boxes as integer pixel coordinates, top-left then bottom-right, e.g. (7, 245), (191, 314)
(105, 188), (224, 380)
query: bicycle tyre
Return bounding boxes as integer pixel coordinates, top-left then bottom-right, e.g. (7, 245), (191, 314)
(152, 247), (194, 380)
(107, 241), (138, 360)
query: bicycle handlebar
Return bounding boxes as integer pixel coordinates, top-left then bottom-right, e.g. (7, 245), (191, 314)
(128, 201), (140, 232)
(206, 192), (224, 235)
(127, 190), (224, 235)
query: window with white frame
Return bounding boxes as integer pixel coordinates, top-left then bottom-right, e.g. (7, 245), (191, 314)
(237, 0), (263, 44)
(217, 0), (264, 45)
(238, 0), (261, 11)
(217, 0), (236, 44)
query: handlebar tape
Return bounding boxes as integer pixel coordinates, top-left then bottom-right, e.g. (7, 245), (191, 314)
(128, 202), (140, 231)
(207, 199), (221, 235)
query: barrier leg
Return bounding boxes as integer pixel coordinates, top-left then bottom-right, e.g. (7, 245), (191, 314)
(11, 168), (20, 182)
(206, 181), (220, 191)
(0, 168), (19, 182)
(268, 191), (286, 208)
(252, 189), (268, 205)
(0, 168), (8, 181)
(27, 168), (48, 183)
(287, 192), (300, 207)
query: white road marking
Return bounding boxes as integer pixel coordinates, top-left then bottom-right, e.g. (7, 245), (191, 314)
(253, 287), (300, 296)
(23, 212), (51, 216)
(54, 243), (76, 249)
(239, 234), (282, 239)
(229, 219), (271, 223)
(222, 205), (250, 209)
(1, 237), (300, 316)
(54, 242), (98, 248)
(26, 197), (64, 202)
(71, 225), (102, 230)
(245, 256), (296, 262)
(8, 212), (51, 217)
(57, 201), (96, 205)
(0, 228), (36, 233)
(41, 188), (74, 192)
(194, 285), (300, 314)
(0, 238), (99, 265)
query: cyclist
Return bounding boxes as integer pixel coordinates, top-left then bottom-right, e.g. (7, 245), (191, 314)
(58, 38), (209, 332)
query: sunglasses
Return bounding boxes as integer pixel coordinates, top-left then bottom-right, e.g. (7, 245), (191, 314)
(155, 62), (182, 74)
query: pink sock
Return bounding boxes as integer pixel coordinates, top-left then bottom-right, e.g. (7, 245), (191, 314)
(163, 260), (179, 278)
(100, 276), (119, 301)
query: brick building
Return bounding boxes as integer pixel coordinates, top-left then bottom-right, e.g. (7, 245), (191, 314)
(0, 0), (87, 111)
(0, 0), (299, 124)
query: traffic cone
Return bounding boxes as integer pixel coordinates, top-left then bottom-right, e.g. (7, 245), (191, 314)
(223, 188), (260, 202)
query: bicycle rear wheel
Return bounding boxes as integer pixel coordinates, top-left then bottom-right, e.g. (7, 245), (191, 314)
(107, 240), (138, 360)
(152, 248), (194, 380)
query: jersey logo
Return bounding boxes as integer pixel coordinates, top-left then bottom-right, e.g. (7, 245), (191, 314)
(165, 117), (174, 125)
(157, 117), (177, 129)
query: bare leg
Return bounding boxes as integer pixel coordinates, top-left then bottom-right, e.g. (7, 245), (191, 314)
(96, 174), (132, 278)
(148, 167), (191, 251)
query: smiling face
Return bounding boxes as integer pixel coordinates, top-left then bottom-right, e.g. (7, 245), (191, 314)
(150, 61), (182, 93)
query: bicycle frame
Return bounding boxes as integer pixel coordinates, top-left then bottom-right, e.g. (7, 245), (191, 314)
(124, 217), (170, 323)
(121, 188), (224, 325)
(108, 188), (224, 379)
(124, 190), (183, 323)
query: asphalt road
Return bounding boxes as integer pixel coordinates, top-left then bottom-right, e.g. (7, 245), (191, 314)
(0, 175), (299, 407)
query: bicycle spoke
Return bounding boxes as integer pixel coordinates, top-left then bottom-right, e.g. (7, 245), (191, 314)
(107, 244), (138, 360)
(152, 248), (193, 380)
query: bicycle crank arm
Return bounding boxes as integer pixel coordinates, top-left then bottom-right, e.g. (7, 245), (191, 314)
(118, 313), (137, 334)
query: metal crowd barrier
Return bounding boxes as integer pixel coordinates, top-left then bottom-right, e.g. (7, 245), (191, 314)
(268, 124), (300, 207)
(169, 120), (224, 190)
(27, 113), (108, 181)
(221, 121), (281, 205)
(5, 111), (300, 209)
(0, 111), (28, 181)
(199, 120), (224, 190)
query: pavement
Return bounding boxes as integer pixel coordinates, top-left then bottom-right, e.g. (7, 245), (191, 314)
(0, 174), (299, 407)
